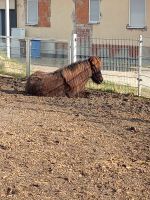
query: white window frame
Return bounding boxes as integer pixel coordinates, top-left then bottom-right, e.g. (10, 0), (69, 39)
(128, 0), (146, 29)
(89, 0), (100, 24)
(26, 0), (38, 25)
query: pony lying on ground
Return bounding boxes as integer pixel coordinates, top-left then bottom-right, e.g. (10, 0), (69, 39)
(25, 56), (103, 97)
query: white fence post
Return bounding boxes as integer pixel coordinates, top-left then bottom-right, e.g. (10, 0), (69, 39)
(138, 35), (143, 96)
(73, 33), (77, 63)
(6, 0), (10, 58)
(26, 38), (31, 77)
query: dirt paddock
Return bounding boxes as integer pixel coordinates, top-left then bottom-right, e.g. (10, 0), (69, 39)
(0, 76), (150, 200)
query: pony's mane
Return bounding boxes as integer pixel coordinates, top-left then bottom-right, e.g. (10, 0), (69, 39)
(64, 59), (89, 71)
(53, 59), (89, 74)
(60, 58), (93, 91)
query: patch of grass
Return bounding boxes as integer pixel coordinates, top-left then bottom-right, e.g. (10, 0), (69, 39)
(0, 52), (26, 78)
(86, 80), (138, 95)
(0, 63), (4, 71)
(141, 88), (150, 98)
(86, 80), (150, 98)
(0, 69), (26, 79)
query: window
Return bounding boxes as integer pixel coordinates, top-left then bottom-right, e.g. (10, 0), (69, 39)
(89, 0), (100, 23)
(129, 0), (146, 28)
(0, 10), (17, 36)
(26, 0), (38, 25)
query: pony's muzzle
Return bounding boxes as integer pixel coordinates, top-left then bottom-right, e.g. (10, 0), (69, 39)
(92, 71), (103, 84)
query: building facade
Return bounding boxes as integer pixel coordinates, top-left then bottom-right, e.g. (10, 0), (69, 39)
(0, 0), (150, 40)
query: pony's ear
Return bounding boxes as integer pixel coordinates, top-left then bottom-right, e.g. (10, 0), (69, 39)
(88, 56), (97, 65)
(88, 57), (102, 72)
(88, 56), (101, 66)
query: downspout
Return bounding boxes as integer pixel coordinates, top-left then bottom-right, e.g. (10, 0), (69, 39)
(6, 0), (10, 58)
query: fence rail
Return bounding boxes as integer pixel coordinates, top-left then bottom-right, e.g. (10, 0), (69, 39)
(0, 35), (150, 98)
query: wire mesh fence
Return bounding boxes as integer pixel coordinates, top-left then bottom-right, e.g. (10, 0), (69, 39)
(0, 36), (70, 78)
(76, 37), (139, 70)
(73, 35), (140, 95)
(0, 36), (26, 77)
(30, 39), (69, 74)
(0, 35), (150, 98)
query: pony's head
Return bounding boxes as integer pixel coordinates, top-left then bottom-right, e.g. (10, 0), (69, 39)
(88, 56), (103, 84)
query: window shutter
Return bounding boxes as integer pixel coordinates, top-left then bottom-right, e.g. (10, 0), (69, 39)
(130, 0), (145, 28)
(89, 0), (100, 23)
(27, 0), (38, 25)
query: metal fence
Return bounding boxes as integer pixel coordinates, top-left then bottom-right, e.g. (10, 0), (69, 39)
(71, 34), (150, 97)
(0, 35), (150, 98)
(29, 38), (69, 75)
(0, 36), (70, 77)
(0, 36), (26, 77)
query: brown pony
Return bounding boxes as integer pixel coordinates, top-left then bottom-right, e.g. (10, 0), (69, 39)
(25, 56), (103, 97)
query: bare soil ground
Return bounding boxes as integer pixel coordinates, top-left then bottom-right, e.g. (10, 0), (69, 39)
(0, 76), (150, 200)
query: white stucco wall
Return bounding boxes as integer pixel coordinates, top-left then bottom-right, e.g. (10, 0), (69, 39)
(17, 0), (74, 40)
(16, 0), (150, 40)
(0, 0), (15, 9)
(92, 0), (150, 38)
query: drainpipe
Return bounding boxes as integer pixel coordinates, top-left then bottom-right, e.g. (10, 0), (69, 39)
(6, 0), (10, 58)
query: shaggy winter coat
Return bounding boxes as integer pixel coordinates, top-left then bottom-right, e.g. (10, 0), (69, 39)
(25, 56), (103, 97)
